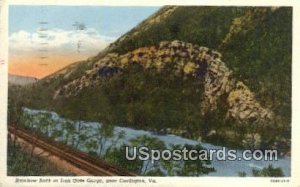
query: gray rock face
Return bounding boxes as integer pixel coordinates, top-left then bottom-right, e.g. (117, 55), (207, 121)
(53, 40), (272, 124)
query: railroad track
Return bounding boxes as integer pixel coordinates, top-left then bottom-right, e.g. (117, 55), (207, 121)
(8, 125), (136, 176)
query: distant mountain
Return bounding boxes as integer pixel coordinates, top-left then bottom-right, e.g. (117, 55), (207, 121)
(13, 6), (291, 153)
(8, 74), (38, 85)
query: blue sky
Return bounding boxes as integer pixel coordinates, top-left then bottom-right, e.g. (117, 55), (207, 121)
(9, 6), (160, 37)
(9, 5), (161, 56)
(8, 5), (161, 78)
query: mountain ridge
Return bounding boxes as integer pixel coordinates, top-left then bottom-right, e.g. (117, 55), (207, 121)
(11, 6), (291, 152)
(54, 40), (273, 125)
(8, 74), (38, 85)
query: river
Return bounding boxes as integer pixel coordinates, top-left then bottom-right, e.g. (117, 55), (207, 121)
(23, 108), (291, 176)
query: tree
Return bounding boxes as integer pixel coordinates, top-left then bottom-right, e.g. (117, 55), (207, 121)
(95, 123), (115, 157)
(85, 139), (99, 156)
(62, 120), (76, 145)
(252, 165), (284, 177)
(161, 144), (183, 176)
(176, 144), (215, 176)
(129, 135), (166, 175)
(8, 85), (24, 125)
(104, 144), (143, 174)
(37, 113), (53, 136)
(20, 111), (34, 129)
(238, 171), (247, 177)
(105, 130), (126, 154)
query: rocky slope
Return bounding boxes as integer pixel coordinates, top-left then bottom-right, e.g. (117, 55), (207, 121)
(54, 40), (272, 124)
(14, 6), (291, 151)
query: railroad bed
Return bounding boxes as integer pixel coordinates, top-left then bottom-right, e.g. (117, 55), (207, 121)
(8, 125), (136, 176)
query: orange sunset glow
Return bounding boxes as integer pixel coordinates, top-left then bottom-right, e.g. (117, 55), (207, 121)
(9, 54), (90, 79)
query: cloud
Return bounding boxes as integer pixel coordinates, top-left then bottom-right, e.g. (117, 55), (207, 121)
(9, 28), (116, 56)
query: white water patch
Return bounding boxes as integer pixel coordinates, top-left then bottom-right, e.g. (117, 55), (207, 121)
(22, 108), (291, 176)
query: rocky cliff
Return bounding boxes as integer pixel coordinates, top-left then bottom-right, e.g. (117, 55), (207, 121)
(14, 6), (291, 152)
(54, 40), (272, 124)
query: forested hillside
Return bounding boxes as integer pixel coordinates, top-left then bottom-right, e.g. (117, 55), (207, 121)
(9, 6), (292, 152)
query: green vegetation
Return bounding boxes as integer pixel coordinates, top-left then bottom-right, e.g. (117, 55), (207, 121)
(18, 110), (215, 176)
(108, 7), (292, 142)
(108, 7), (247, 54)
(104, 145), (143, 174)
(238, 171), (247, 177)
(252, 165), (284, 177)
(105, 141), (215, 176)
(238, 165), (284, 177)
(7, 137), (73, 176)
(99, 133), (216, 176)
(106, 7), (292, 141)
(9, 6), (292, 152)
(221, 8), (292, 146)
(60, 63), (205, 131)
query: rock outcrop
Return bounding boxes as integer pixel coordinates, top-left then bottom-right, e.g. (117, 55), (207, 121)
(54, 40), (272, 124)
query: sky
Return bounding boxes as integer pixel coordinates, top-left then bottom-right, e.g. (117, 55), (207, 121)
(9, 6), (160, 78)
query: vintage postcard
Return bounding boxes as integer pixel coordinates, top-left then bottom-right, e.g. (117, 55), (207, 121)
(0, 0), (300, 186)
